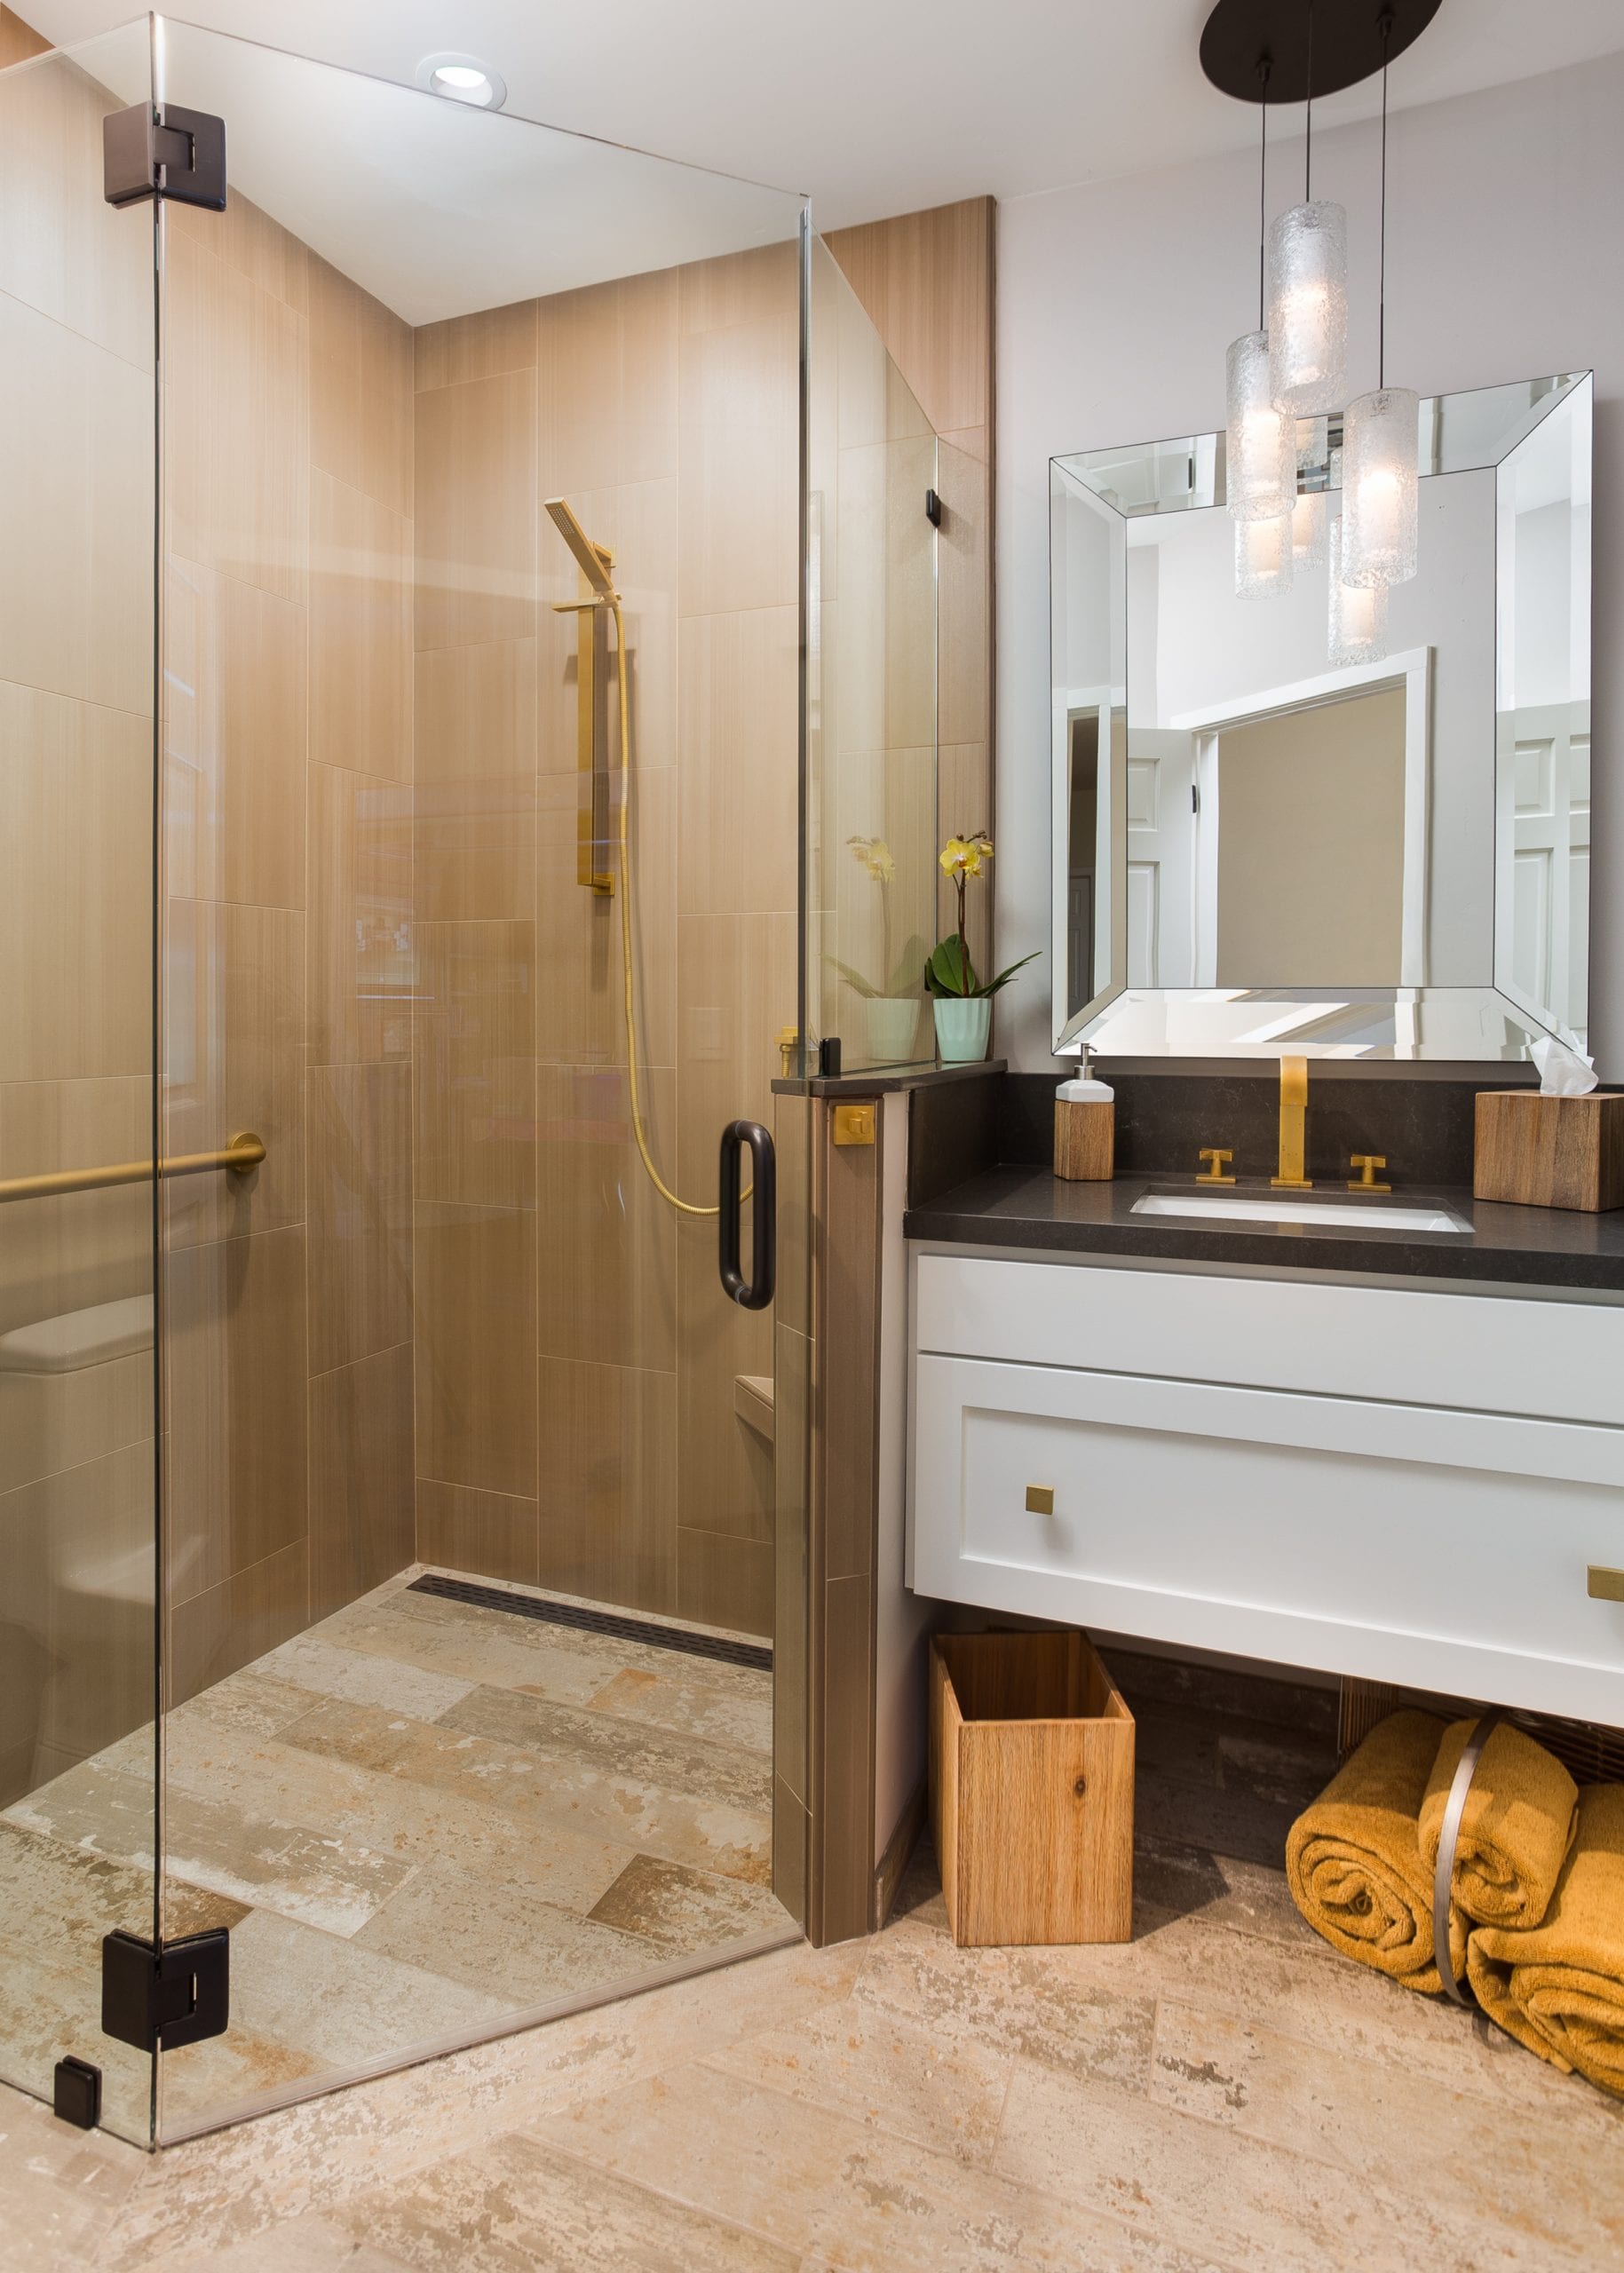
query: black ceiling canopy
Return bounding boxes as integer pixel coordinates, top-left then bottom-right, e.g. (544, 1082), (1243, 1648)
(1200, 0), (1443, 105)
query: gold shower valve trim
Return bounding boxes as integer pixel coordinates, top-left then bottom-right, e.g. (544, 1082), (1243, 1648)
(832, 1104), (875, 1147)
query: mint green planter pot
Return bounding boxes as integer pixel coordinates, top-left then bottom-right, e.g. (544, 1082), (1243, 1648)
(932, 996), (991, 1064)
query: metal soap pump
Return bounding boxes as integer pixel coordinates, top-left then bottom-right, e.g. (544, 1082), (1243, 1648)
(1054, 1047), (1115, 1182)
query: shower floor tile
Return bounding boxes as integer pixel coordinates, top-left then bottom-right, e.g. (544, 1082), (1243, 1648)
(0, 1568), (788, 2137)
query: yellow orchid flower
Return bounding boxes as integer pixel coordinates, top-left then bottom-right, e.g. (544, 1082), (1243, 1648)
(939, 833), (993, 880)
(847, 835), (897, 885)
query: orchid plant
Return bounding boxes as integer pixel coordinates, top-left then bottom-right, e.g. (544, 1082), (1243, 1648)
(835, 836), (929, 1000)
(926, 830), (1040, 998)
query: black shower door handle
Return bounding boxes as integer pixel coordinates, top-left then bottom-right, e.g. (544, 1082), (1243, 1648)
(718, 1120), (775, 1311)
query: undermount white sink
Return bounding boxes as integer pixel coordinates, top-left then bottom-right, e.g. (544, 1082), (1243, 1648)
(1131, 1192), (1471, 1235)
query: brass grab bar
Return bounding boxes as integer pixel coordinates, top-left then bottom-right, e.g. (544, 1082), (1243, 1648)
(0, 1130), (265, 1207)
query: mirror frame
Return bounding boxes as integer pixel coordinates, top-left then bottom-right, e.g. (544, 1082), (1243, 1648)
(1051, 371), (1593, 1061)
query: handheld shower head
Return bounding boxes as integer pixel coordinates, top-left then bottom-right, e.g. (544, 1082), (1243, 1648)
(545, 496), (616, 598)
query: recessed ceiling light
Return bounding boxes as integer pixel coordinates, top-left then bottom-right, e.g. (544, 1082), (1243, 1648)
(416, 52), (508, 111)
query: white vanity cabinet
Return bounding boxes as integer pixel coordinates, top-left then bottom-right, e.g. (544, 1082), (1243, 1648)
(907, 1250), (1624, 1724)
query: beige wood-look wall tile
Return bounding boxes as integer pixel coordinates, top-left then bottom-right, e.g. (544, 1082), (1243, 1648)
(772, 1317), (811, 1805)
(166, 1224), (309, 1604)
(824, 198), (993, 439)
(162, 899), (306, 1248)
(677, 1525), (772, 1640)
(536, 267), (677, 494)
(535, 1065), (676, 1374)
(536, 1356), (677, 1616)
(4, 1437), (155, 1786)
(415, 920), (536, 1210)
(669, 910), (795, 1550)
(0, 297), (152, 714)
(937, 439), (989, 750)
(414, 1200), (537, 1501)
(416, 1477), (538, 1588)
(415, 367), (537, 652)
(0, 1076), (150, 1339)
(310, 1342), (415, 1621)
(164, 231), (309, 607)
(537, 477), (677, 776)
(936, 741), (992, 977)
(816, 1569), (875, 1937)
(416, 298), (537, 392)
(309, 254), (413, 518)
(307, 1061), (412, 1376)
(0, 47), (153, 369)
(168, 189), (309, 316)
(306, 763), (414, 1067)
(676, 607), (800, 918)
(677, 315), (799, 617)
(535, 770), (675, 1072)
(818, 1121), (881, 1586)
(168, 1537), (307, 1709)
(0, 7), (51, 66)
(0, 1348), (151, 1502)
(415, 638), (536, 922)
(0, 681), (150, 1083)
(678, 242), (799, 335)
(162, 559), (307, 913)
(310, 469), (412, 784)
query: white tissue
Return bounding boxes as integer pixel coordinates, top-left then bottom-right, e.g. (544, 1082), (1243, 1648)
(1531, 1035), (1599, 1097)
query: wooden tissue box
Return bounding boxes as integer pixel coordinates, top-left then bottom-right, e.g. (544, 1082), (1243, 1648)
(930, 1630), (1134, 1946)
(1474, 1090), (1624, 1213)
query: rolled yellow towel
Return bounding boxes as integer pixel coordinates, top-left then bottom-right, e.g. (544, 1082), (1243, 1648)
(1419, 1716), (1578, 1928)
(1467, 1783), (1624, 2098)
(1287, 1710), (1464, 1992)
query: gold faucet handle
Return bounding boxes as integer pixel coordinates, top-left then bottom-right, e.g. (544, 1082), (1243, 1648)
(1197, 1149), (1236, 1184)
(1349, 1153), (1391, 1192)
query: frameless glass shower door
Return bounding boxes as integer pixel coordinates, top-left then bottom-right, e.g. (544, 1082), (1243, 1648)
(0, 19), (162, 2150)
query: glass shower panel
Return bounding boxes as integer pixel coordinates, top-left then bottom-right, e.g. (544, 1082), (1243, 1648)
(807, 239), (939, 1073)
(151, 19), (808, 2140)
(0, 20), (161, 2149)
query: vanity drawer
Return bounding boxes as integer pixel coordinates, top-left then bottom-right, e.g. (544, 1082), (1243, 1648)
(910, 1352), (1624, 1723)
(914, 1254), (1624, 1427)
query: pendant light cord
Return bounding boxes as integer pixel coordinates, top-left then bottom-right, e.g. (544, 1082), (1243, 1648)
(1256, 57), (1270, 330)
(1378, 9), (1392, 388)
(1304, 0), (1314, 201)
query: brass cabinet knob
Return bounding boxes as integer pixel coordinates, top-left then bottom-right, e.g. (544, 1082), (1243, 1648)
(1197, 1148), (1236, 1184)
(1349, 1153), (1392, 1192)
(1025, 1485), (1055, 1516)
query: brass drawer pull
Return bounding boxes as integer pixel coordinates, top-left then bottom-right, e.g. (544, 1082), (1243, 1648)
(1588, 1566), (1624, 1604)
(1025, 1485), (1055, 1516)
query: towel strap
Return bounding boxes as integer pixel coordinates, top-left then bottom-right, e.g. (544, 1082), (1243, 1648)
(1431, 1707), (1502, 2008)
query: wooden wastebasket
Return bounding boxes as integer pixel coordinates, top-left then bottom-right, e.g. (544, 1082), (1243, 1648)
(929, 1629), (1135, 1946)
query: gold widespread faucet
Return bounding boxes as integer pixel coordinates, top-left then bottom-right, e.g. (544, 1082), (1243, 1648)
(1271, 1055), (1312, 1190)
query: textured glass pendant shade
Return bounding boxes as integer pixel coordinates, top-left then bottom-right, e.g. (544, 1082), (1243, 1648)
(1290, 487), (1327, 570)
(1342, 386), (1420, 588)
(1267, 202), (1349, 416)
(1327, 512), (1388, 665)
(1226, 332), (1295, 521)
(1236, 511), (1294, 599)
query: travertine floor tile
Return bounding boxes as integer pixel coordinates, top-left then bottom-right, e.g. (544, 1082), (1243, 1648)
(586, 1853), (789, 1954)
(0, 2095), (143, 2269)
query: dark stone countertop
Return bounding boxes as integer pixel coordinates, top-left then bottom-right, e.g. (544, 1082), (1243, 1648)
(771, 1059), (1006, 1098)
(903, 1164), (1624, 1294)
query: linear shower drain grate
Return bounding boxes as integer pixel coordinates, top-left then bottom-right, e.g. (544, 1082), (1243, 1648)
(408, 1572), (772, 1673)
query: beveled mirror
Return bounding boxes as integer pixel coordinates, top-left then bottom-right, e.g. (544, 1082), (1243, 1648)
(1051, 372), (1592, 1059)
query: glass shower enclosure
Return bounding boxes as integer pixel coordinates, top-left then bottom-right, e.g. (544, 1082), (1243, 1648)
(0, 13), (938, 2146)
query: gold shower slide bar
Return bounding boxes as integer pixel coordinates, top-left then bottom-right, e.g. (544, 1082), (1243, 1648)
(0, 1131), (265, 1206)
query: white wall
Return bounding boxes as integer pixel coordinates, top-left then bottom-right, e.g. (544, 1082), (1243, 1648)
(997, 50), (1624, 1074)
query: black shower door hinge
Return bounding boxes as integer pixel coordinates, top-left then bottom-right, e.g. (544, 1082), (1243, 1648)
(101, 1927), (230, 2054)
(103, 103), (226, 211)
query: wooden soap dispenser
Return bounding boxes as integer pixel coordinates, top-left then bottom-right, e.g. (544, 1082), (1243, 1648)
(1054, 1049), (1115, 1181)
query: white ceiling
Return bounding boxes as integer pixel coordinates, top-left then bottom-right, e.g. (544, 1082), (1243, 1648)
(26, 0), (1624, 232)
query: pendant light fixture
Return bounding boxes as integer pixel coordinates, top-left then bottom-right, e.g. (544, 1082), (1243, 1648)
(1266, 4), (1348, 416)
(1237, 509), (1295, 599)
(1226, 62), (1295, 529)
(1327, 511), (1388, 665)
(1341, 10), (1419, 589)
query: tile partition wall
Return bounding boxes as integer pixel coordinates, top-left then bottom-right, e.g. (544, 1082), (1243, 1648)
(0, 22), (157, 1796)
(160, 188), (417, 1707)
(408, 247), (803, 1640)
(825, 200), (996, 988)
